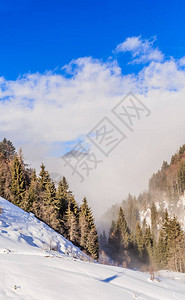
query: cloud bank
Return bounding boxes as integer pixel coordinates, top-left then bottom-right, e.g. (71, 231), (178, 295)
(0, 36), (185, 220)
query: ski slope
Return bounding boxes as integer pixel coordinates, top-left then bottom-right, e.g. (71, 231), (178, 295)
(0, 197), (185, 300)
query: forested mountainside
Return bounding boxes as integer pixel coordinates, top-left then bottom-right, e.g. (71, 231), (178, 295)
(100, 144), (185, 272)
(0, 138), (99, 260)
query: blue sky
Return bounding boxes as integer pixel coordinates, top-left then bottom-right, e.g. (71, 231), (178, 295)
(0, 0), (185, 79)
(1, 0), (185, 212)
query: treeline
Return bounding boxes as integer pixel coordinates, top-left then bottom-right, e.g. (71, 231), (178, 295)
(0, 138), (99, 260)
(149, 144), (185, 200)
(100, 206), (185, 272)
(100, 144), (185, 272)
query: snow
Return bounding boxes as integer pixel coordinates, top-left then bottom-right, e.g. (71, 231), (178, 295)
(0, 197), (185, 300)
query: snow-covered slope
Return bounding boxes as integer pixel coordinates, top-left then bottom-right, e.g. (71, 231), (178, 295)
(0, 197), (87, 259)
(0, 197), (185, 300)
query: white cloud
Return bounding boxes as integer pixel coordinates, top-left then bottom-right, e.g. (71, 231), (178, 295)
(179, 56), (185, 66)
(0, 41), (185, 220)
(116, 36), (164, 64)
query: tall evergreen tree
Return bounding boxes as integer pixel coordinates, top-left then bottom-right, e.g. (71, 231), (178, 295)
(108, 207), (131, 265)
(79, 197), (90, 248)
(64, 202), (79, 244)
(10, 155), (26, 206)
(24, 169), (38, 212)
(38, 163), (51, 191)
(42, 180), (60, 231)
(79, 197), (99, 259)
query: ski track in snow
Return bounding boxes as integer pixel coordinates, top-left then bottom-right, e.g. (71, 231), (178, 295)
(0, 197), (185, 300)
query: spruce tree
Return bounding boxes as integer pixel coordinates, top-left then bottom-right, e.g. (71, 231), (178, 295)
(167, 216), (185, 272)
(10, 155), (26, 206)
(79, 197), (90, 248)
(42, 180), (60, 231)
(24, 169), (38, 212)
(38, 163), (51, 191)
(57, 177), (78, 222)
(87, 225), (99, 260)
(108, 207), (131, 265)
(56, 178), (69, 218)
(65, 203), (79, 244)
(79, 197), (99, 259)
(87, 206), (99, 260)
(156, 211), (185, 272)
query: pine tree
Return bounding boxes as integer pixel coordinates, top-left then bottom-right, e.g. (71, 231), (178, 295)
(79, 197), (99, 259)
(56, 178), (69, 218)
(38, 163), (51, 191)
(108, 207), (131, 265)
(79, 197), (90, 248)
(65, 203), (79, 244)
(87, 225), (99, 260)
(57, 177), (77, 221)
(24, 169), (38, 212)
(156, 211), (185, 272)
(167, 216), (185, 272)
(42, 180), (60, 231)
(143, 225), (153, 263)
(87, 207), (99, 260)
(155, 210), (169, 268)
(10, 155), (26, 206)
(0, 153), (12, 199)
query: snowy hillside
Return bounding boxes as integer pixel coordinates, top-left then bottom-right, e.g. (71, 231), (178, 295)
(0, 197), (185, 300)
(0, 197), (88, 259)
